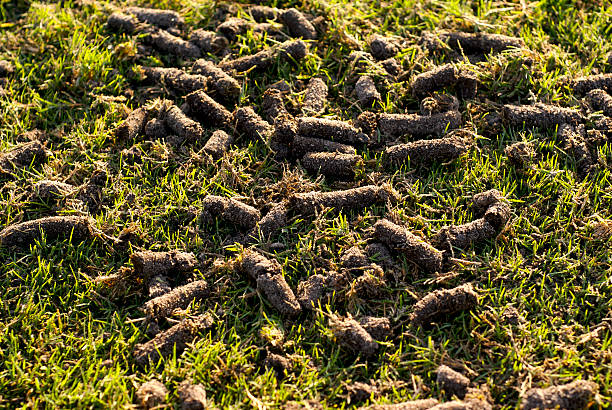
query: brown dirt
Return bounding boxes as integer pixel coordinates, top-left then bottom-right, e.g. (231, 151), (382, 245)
(521, 380), (598, 410)
(263, 89), (289, 122)
(586, 89), (612, 116)
(191, 59), (240, 101)
(420, 30), (524, 54)
(178, 382), (208, 410)
(557, 123), (595, 176)
(504, 141), (534, 168)
(144, 280), (209, 319)
(571, 73), (612, 95)
(437, 365), (470, 399)
(358, 316), (391, 341)
(369, 34), (399, 60)
(189, 29), (228, 55)
(289, 184), (392, 215)
(340, 246), (369, 270)
(378, 111), (462, 138)
(297, 270), (349, 310)
(256, 271), (302, 317)
(76, 169), (107, 214)
(202, 195), (261, 230)
(385, 135), (471, 166)
(130, 250), (198, 281)
(0, 140), (46, 177)
(345, 381), (378, 404)
(349, 266), (387, 299)
(240, 248), (283, 280)
(410, 284), (478, 326)
(235, 107), (274, 140)
(456, 73), (478, 99)
(143, 67), (208, 96)
(203, 129), (233, 160)
(297, 117), (368, 145)
(355, 76), (381, 108)
(160, 104), (204, 144)
(433, 219), (497, 251)
(302, 77), (328, 115)
(252, 202), (288, 239)
(419, 94), (459, 116)
(381, 58), (400, 77)
(373, 219), (443, 273)
(249, 5), (279, 22)
(502, 103), (584, 128)
(217, 17), (250, 41)
(280, 8), (317, 40)
(31, 180), (75, 201)
(365, 398), (439, 409)
(219, 40), (307, 73)
(186, 90), (233, 128)
(133, 313), (214, 367)
(483, 201), (511, 231)
(125, 7), (183, 29)
(148, 274), (172, 298)
(411, 64), (457, 97)
(355, 111), (379, 142)
(144, 118), (167, 140)
(263, 350), (293, 376)
(144, 28), (201, 58)
(106, 12), (139, 34)
(329, 314), (379, 357)
(292, 135), (356, 157)
(136, 380), (168, 409)
(472, 189), (505, 216)
(365, 242), (395, 270)
(0, 216), (93, 248)
(114, 107), (148, 140)
(301, 152), (362, 180)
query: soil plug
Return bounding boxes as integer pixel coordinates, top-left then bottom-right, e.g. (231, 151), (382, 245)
(263, 351), (293, 376)
(586, 89), (612, 116)
(0, 140), (46, 174)
(0, 216), (93, 248)
(250, 5), (279, 22)
(373, 219), (442, 273)
(145, 29), (201, 58)
(192, 59), (240, 101)
(502, 103), (584, 128)
(178, 382), (208, 410)
(350, 267), (387, 299)
(252, 203), (288, 239)
(126, 7), (183, 29)
(355, 76), (381, 108)
(340, 246), (369, 270)
(505, 141), (534, 168)
(297, 271), (349, 310)
(130, 250), (198, 281)
(302, 77), (328, 115)
(421, 31), (524, 54)
(144, 280), (209, 319)
(558, 123), (595, 176)
(235, 107), (274, 140)
(31, 180), (75, 201)
(148, 275), (172, 298)
(456, 72), (478, 99)
(143, 67), (208, 96)
(298, 117), (368, 145)
(202, 195), (261, 230)
(186, 90), (233, 127)
(219, 40), (307, 73)
(385, 135), (470, 166)
(292, 135), (356, 157)
(381, 58), (401, 76)
(369, 34), (399, 60)
(115, 107), (148, 141)
(280, 8), (317, 40)
(365, 242), (395, 269)
(472, 189), (505, 215)
(301, 152), (362, 180)
(107, 12), (139, 33)
(571, 73), (612, 95)
(136, 380), (168, 409)
(358, 316), (391, 341)
(189, 29), (228, 55)
(290, 184), (392, 215)
(355, 111), (379, 142)
(203, 129), (233, 159)
(160, 104), (204, 144)
(379, 111), (461, 138)
(410, 284), (478, 326)
(144, 118), (167, 140)
(411, 64), (457, 97)
(363, 398), (439, 409)
(263, 88), (290, 122)
(218, 18), (250, 41)
(419, 94), (459, 116)
(437, 365), (470, 399)
(433, 219), (497, 251)
(133, 314), (214, 367)
(521, 380), (598, 410)
(330, 314), (378, 357)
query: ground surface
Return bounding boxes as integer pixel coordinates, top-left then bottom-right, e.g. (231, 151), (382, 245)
(0, 0), (611, 408)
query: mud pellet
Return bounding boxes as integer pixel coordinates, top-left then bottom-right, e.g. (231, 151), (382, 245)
(218, 18), (250, 41)
(264, 351), (292, 375)
(142, 67), (208, 96)
(571, 73), (612, 95)
(456, 72), (478, 99)
(270, 114), (295, 158)
(298, 117), (368, 145)
(115, 107), (148, 140)
(302, 77), (328, 114)
(472, 189), (505, 215)
(0, 140), (46, 174)
(410, 284), (478, 326)
(521, 380), (597, 410)
(148, 274), (172, 298)
(249, 5), (279, 22)
(365, 242), (394, 269)
(280, 8), (317, 40)
(350, 267), (386, 299)
(160, 104), (203, 143)
(483, 201), (511, 231)
(355, 111), (379, 141)
(355, 76), (381, 108)
(437, 365), (470, 399)
(191, 59), (240, 101)
(422, 30), (524, 53)
(505, 141), (534, 168)
(240, 248), (282, 280)
(558, 123), (595, 175)
(364, 398), (439, 410)
(369, 34), (399, 60)
(131, 250), (198, 280)
(330, 314), (378, 357)
(586, 89), (612, 116)
(235, 107), (274, 140)
(433, 219), (497, 250)
(107, 12), (139, 33)
(178, 382), (208, 410)
(145, 29), (201, 58)
(411, 64), (457, 97)
(301, 152), (362, 180)
(32, 180), (75, 201)
(253, 203), (288, 239)
(263, 88), (289, 121)
(136, 380), (168, 409)
(202, 195), (261, 230)
(373, 219), (443, 273)
(0, 216), (93, 248)
(203, 129), (233, 159)
(219, 40), (307, 72)
(340, 246), (369, 270)
(256, 272), (302, 317)
(385, 135), (470, 166)
(381, 58), (400, 76)
(144, 280), (209, 319)
(292, 135), (356, 157)
(144, 118), (167, 140)
(297, 271), (349, 310)
(290, 185), (391, 215)
(186, 90), (233, 127)
(189, 29), (228, 55)
(502, 103), (584, 128)
(126, 7), (183, 29)
(358, 316), (391, 341)
(378, 111), (461, 138)
(133, 314), (213, 367)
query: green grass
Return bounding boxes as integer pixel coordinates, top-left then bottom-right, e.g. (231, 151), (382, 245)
(1, 0), (612, 408)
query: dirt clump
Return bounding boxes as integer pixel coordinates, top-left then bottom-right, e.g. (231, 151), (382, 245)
(302, 77), (328, 114)
(433, 219), (497, 251)
(107, 12), (140, 33)
(502, 103), (584, 128)
(185, 90), (232, 128)
(420, 30), (524, 54)
(410, 284), (478, 326)
(235, 107), (274, 140)
(558, 123), (596, 176)
(505, 141), (534, 168)
(330, 314), (378, 357)
(355, 111), (379, 142)
(148, 274), (172, 298)
(125, 7), (183, 29)
(385, 135), (471, 166)
(136, 379), (168, 409)
(115, 107), (148, 140)
(160, 103), (203, 144)
(340, 246), (369, 270)
(373, 219), (443, 273)
(252, 202), (288, 239)
(292, 135), (356, 157)
(263, 350), (293, 376)
(365, 242), (395, 269)
(191, 59), (240, 101)
(217, 17), (250, 41)
(364, 398), (439, 409)
(144, 28), (201, 58)
(249, 5), (279, 22)
(142, 67), (208, 96)
(144, 118), (167, 139)
(219, 40), (307, 73)
(131, 250), (198, 281)
(178, 382), (208, 410)
(289, 184), (392, 215)
(297, 270), (349, 310)
(31, 180), (75, 201)
(203, 129), (233, 159)
(378, 111), (461, 138)
(298, 117), (368, 145)
(301, 152), (362, 180)
(144, 280), (209, 319)
(345, 381), (378, 403)
(280, 8), (317, 40)
(358, 316), (391, 341)
(263, 89), (289, 122)
(411, 64), (457, 97)
(189, 29), (228, 54)
(369, 34), (400, 60)
(437, 365), (470, 399)
(420, 94), (459, 116)
(521, 380), (598, 410)
(355, 76), (381, 108)
(472, 189), (505, 215)
(381, 58), (400, 76)
(0, 216), (93, 248)
(571, 73), (612, 95)
(202, 195), (261, 230)
(349, 267), (387, 299)
(586, 89), (612, 116)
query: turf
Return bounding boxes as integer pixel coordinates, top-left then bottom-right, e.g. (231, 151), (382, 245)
(0, 0), (611, 408)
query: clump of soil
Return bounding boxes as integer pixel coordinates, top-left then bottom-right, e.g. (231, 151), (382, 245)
(521, 380), (598, 410)
(178, 381), (208, 410)
(131, 250), (198, 281)
(365, 242), (395, 269)
(385, 135), (471, 166)
(125, 6), (183, 29)
(203, 129), (233, 159)
(239, 248), (282, 280)
(219, 40), (307, 73)
(192, 59), (240, 101)
(160, 103), (203, 144)
(263, 88), (289, 122)
(472, 189), (505, 215)
(263, 350), (293, 376)
(0, 216), (93, 248)
(289, 184), (392, 215)
(0, 140), (46, 175)
(358, 316), (391, 341)
(586, 89), (612, 116)
(133, 313), (214, 367)
(502, 103), (584, 128)
(297, 270), (349, 310)
(202, 195), (261, 230)
(366, 398), (439, 409)
(186, 90), (233, 128)
(420, 30), (524, 54)
(144, 280), (209, 319)
(145, 67), (209, 96)
(302, 77), (328, 114)
(31, 180), (76, 201)
(144, 29), (201, 58)
(381, 58), (400, 76)
(292, 135), (356, 157)
(217, 17), (250, 41)
(249, 5), (279, 22)
(148, 274), (172, 298)
(345, 381), (377, 404)
(355, 76), (381, 108)
(369, 34), (400, 60)
(298, 117), (368, 145)
(410, 284), (478, 326)
(373, 219), (443, 273)
(419, 94), (459, 116)
(433, 218), (497, 251)
(107, 12), (140, 33)
(558, 123), (595, 176)
(411, 64), (458, 97)
(189, 29), (228, 55)
(349, 266), (387, 299)
(144, 118), (167, 139)
(505, 141), (534, 168)
(235, 107), (274, 140)
(115, 107), (148, 140)
(136, 380), (168, 409)
(437, 365), (470, 399)
(571, 73), (612, 95)
(329, 314), (378, 357)
(301, 152), (362, 180)
(76, 169), (107, 214)
(280, 8), (317, 40)
(340, 246), (369, 270)
(378, 111), (462, 138)
(252, 202), (288, 239)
